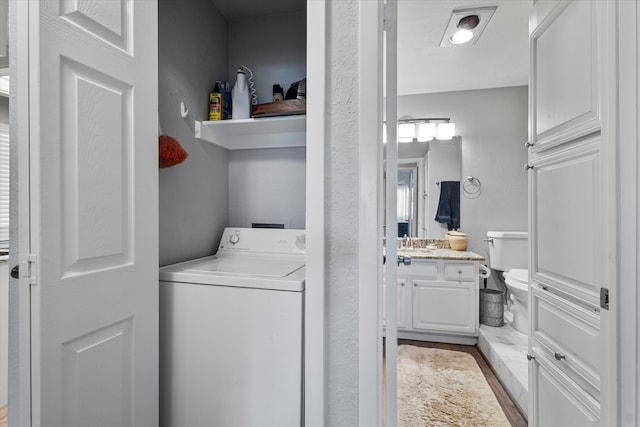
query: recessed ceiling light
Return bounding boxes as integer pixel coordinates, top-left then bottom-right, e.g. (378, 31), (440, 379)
(440, 6), (497, 48)
(450, 29), (474, 45)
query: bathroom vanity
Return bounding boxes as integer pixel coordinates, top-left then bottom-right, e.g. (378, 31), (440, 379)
(384, 247), (485, 345)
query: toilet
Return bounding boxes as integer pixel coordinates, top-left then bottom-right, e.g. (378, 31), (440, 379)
(486, 231), (529, 334)
(503, 268), (529, 333)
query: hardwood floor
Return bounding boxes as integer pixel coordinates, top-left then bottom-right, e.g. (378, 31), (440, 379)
(0, 406), (6, 427)
(398, 339), (528, 427)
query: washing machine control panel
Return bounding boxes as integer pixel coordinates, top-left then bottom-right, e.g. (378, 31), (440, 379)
(218, 227), (306, 254)
(229, 233), (240, 245)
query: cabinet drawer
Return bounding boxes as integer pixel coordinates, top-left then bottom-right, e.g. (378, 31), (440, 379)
(398, 261), (438, 279)
(530, 285), (600, 393)
(443, 263), (476, 282)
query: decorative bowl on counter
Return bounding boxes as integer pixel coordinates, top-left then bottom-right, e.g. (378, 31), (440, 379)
(448, 232), (468, 251)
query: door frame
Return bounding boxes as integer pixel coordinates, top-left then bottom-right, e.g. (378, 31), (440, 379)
(9, 0), (33, 425)
(305, 0), (327, 425)
(617, 0), (639, 423)
(358, 2), (385, 426)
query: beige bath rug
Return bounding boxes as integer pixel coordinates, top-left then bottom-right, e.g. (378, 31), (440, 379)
(397, 345), (511, 427)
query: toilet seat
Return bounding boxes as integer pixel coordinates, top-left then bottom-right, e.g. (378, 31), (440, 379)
(503, 268), (528, 292)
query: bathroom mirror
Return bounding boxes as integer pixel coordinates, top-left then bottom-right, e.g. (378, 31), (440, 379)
(393, 138), (461, 239)
(397, 164), (417, 237)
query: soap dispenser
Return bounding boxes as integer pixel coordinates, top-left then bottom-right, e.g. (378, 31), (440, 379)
(232, 68), (251, 120)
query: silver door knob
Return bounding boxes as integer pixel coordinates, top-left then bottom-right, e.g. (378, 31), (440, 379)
(554, 352), (566, 361)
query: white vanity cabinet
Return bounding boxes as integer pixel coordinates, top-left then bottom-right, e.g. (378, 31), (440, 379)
(383, 279), (408, 329)
(412, 279), (476, 336)
(385, 257), (481, 345)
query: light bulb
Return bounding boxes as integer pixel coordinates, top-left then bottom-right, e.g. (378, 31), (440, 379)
(398, 123), (416, 143)
(450, 29), (473, 45)
(436, 123), (456, 140)
(417, 122), (436, 142)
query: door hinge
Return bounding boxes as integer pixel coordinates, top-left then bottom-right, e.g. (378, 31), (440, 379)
(24, 254), (37, 285)
(600, 287), (609, 310)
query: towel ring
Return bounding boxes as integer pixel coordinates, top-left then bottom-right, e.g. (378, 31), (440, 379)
(463, 176), (481, 195)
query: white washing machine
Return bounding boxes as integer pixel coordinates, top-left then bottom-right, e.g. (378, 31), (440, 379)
(159, 227), (306, 427)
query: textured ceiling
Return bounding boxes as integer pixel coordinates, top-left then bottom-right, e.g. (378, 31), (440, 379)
(211, 0), (531, 96)
(397, 0), (531, 95)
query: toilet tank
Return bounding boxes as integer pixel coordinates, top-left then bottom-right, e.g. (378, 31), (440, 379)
(487, 231), (528, 271)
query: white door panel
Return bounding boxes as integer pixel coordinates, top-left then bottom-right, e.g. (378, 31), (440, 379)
(530, 0), (600, 150)
(529, 350), (599, 427)
(530, 137), (601, 304)
(28, 1), (158, 426)
(530, 285), (600, 396)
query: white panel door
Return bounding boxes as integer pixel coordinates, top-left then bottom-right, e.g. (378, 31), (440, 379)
(28, 1), (158, 426)
(528, 0), (616, 425)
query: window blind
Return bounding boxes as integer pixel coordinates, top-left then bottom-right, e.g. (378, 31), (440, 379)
(0, 126), (8, 244)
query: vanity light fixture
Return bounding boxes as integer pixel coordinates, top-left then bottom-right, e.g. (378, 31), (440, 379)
(440, 6), (497, 47)
(383, 118), (457, 143)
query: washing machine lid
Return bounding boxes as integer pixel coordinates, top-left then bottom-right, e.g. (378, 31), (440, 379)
(172, 254), (305, 278)
(506, 268), (528, 283)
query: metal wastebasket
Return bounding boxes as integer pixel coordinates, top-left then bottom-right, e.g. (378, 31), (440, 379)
(479, 288), (505, 327)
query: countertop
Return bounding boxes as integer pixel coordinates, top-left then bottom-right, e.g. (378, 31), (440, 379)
(395, 247), (485, 261)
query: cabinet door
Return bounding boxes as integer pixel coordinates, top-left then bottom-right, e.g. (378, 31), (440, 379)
(529, 349), (599, 427)
(529, 0), (600, 152)
(383, 279), (408, 329)
(412, 280), (476, 335)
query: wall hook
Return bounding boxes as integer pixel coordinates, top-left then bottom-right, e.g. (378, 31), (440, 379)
(180, 102), (189, 119)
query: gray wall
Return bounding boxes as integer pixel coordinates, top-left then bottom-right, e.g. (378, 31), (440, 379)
(228, 147), (305, 229)
(226, 13), (307, 230)
(158, 0), (230, 266)
(228, 13), (306, 105)
(399, 86), (529, 288)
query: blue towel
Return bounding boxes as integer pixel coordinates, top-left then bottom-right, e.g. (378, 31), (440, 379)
(435, 181), (460, 230)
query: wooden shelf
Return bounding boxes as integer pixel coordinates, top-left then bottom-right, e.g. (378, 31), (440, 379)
(194, 115), (306, 150)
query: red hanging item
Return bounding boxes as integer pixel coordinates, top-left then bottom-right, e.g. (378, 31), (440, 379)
(159, 135), (188, 168)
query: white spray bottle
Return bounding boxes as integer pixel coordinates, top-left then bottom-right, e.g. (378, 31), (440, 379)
(232, 68), (251, 119)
